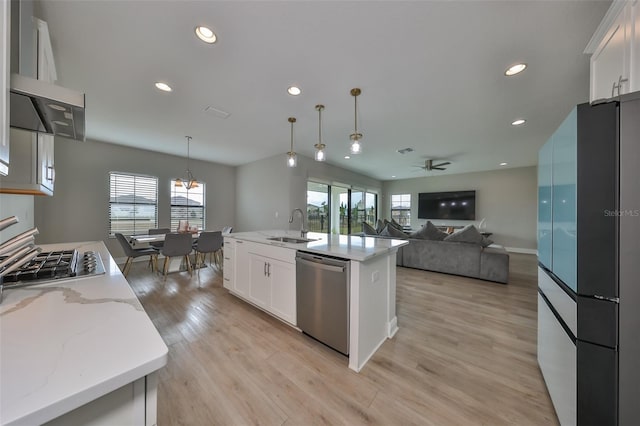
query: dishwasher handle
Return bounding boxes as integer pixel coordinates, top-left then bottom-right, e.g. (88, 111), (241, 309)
(296, 256), (346, 273)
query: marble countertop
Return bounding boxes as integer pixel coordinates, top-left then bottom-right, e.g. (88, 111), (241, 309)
(0, 241), (168, 426)
(227, 230), (408, 262)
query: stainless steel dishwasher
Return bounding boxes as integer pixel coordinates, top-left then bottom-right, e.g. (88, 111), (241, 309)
(296, 251), (350, 355)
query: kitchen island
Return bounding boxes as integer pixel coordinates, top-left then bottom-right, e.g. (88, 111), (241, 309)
(223, 231), (408, 372)
(0, 241), (167, 426)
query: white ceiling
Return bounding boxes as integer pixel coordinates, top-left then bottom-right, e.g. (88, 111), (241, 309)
(37, 0), (611, 180)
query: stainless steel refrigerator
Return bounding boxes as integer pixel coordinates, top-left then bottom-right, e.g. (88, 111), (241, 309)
(537, 91), (640, 425)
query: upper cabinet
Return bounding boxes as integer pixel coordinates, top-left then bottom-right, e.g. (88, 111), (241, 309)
(1, 0), (10, 176)
(0, 17), (56, 195)
(585, 0), (640, 102)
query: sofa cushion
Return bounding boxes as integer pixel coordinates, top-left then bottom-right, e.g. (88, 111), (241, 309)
(391, 218), (403, 229)
(362, 221), (379, 235)
(444, 224), (484, 245)
(380, 223), (409, 239)
(411, 221), (448, 241)
(480, 236), (494, 247)
(375, 219), (386, 233)
(384, 219), (403, 231)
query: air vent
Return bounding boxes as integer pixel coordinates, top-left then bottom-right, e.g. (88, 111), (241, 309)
(396, 147), (414, 154)
(204, 105), (231, 119)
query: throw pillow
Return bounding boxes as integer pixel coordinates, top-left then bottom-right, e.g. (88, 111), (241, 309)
(362, 222), (379, 235)
(379, 224), (409, 239)
(376, 218), (386, 233)
(410, 221), (448, 241)
(444, 224), (484, 244)
(480, 236), (494, 247)
(384, 219), (403, 231)
(391, 218), (403, 230)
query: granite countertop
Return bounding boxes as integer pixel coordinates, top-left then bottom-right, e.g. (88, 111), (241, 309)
(0, 241), (168, 426)
(226, 230), (408, 262)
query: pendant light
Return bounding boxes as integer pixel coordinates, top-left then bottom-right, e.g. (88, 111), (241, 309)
(286, 117), (297, 168)
(175, 136), (199, 190)
(314, 104), (326, 162)
(349, 88), (363, 154)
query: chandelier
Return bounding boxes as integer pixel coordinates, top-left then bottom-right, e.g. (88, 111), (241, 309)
(314, 104), (326, 162)
(175, 136), (198, 190)
(349, 88), (363, 155)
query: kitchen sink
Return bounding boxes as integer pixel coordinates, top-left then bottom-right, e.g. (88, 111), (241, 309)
(267, 236), (316, 244)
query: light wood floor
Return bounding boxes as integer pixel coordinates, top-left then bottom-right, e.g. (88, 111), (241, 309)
(126, 253), (558, 425)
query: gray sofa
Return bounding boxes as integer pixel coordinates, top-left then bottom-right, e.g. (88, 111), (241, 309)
(360, 220), (509, 283)
(395, 238), (509, 284)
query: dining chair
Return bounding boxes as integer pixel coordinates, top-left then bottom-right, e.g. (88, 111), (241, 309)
(160, 232), (194, 278)
(148, 228), (170, 249)
(115, 233), (159, 277)
(193, 231), (223, 269)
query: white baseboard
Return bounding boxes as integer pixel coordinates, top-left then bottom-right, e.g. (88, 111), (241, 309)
(505, 247), (537, 255)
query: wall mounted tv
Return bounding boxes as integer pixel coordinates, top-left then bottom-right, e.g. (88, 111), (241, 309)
(418, 191), (476, 220)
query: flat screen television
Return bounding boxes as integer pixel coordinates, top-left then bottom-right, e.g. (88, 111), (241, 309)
(418, 191), (476, 220)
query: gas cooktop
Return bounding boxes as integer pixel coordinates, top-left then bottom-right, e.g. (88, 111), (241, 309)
(1, 249), (105, 286)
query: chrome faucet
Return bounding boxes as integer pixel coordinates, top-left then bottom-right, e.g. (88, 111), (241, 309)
(289, 208), (308, 238)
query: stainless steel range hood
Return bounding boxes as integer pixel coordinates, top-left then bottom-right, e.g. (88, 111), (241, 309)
(10, 73), (85, 141)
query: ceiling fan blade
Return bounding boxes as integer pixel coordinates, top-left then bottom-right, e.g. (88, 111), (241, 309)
(434, 162), (451, 167)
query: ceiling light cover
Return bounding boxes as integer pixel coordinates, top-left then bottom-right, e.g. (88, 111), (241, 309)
(505, 63), (527, 76)
(349, 88), (363, 155)
(195, 26), (217, 44)
(287, 86), (301, 96)
(286, 117), (297, 168)
(314, 104), (326, 162)
(511, 119), (526, 126)
(500, 162), (508, 166)
(155, 82), (172, 92)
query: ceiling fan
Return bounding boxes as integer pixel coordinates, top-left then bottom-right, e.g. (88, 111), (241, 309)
(415, 159), (451, 171)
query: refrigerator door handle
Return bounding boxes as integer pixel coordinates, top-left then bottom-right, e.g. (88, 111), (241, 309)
(593, 295), (620, 303)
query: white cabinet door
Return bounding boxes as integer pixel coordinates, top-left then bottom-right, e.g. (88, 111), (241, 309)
(269, 258), (296, 325)
(234, 240), (250, 298)
(248, 253), (269, 309)
(0, 0), (10, 176)
(589, 1), (635, 101)
(222, 238), (235, 290)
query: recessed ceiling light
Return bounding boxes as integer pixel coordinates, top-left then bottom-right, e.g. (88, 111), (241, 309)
(500, 162), (508, 166)
(505, 63), (527, 76)
(287, 86), (301, 96)
(155, 82), (172, 92)
(195, 26), (217, 44)
(344, 155), (350, 160)
(511, 119), (526, 126)
(391, 175), (396, 178)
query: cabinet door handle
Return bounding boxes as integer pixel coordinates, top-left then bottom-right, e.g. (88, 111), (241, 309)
(46, 166), (54, 181)
(267, 262), (271, 277)
(612, 75), (630, 98)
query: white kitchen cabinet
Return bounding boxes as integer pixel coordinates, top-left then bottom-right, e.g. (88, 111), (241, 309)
(43, 373), (159, 426)
(227, 239), (297, 325)
(586, 0), (640, 102)
(0, 0), (10, 176)
(222, 237), (235, 290)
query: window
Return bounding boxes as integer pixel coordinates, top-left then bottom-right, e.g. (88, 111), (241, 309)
(391, 194), (411, 226)
(109, 172), (158, 236)
(307, 182), (330, 232)
(170, 180), (205, 231)
(365, 192), (378, 225)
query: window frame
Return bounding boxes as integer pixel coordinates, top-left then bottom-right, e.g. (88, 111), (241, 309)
(391, 193), (411, 227)
(170, 179), (206, 232)
(108, 172), (159, 237)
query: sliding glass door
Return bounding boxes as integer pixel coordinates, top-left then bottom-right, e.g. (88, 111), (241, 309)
(307, 181), (378, 235)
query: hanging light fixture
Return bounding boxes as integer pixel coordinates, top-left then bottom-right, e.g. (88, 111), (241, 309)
(314, 104), (326, 162)
(286, 117), (297, 168)
(349, 88), (363, 154)
(175, 136), (199, 190)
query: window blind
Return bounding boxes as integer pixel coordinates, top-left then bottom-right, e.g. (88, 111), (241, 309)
(109, 172), (158, 236)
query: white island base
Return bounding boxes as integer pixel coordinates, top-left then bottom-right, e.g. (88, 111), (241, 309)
(224, 231), (407, 372)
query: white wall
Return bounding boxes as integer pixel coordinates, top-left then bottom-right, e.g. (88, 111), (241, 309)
(382, 166), (537, 250)
(236, 153), (381, 232)
(33, 137), (236, 257)
(0, 194), (34, 242)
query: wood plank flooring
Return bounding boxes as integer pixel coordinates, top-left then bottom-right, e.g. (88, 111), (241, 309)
(126, 253), (558, 425)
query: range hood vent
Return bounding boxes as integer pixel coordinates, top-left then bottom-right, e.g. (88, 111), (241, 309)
(10, 73), (85, 141)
